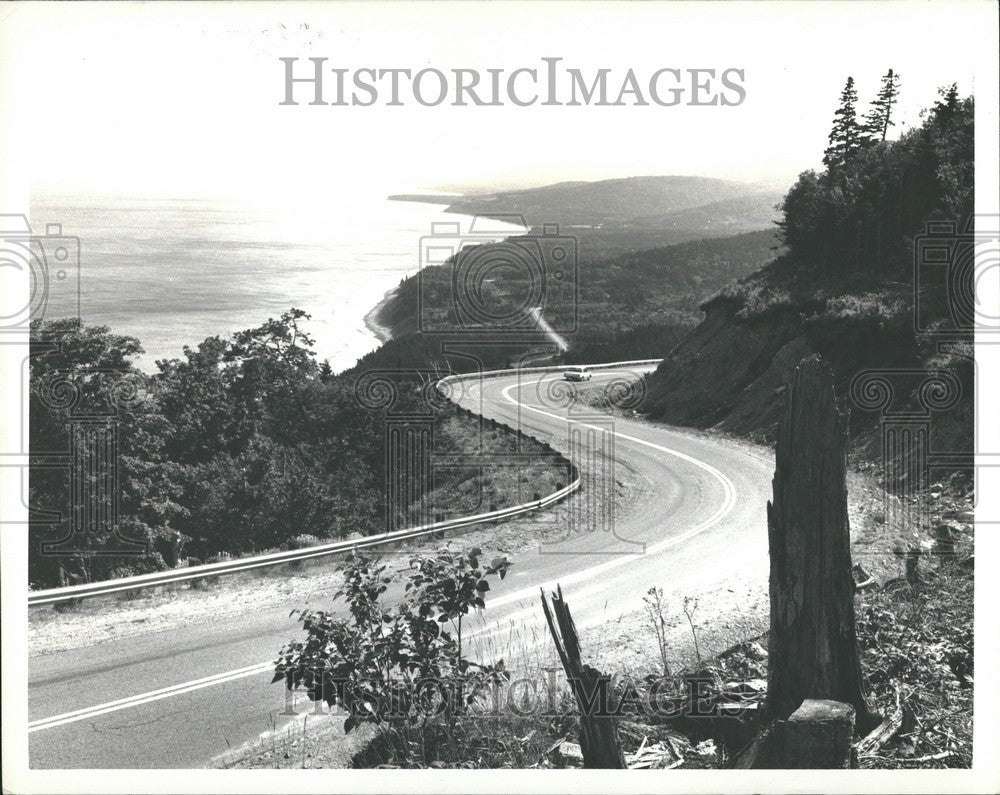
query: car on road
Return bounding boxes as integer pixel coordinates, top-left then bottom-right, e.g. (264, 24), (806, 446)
(563, 367), (592, 382)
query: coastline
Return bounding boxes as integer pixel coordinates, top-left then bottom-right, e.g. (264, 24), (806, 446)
(362, 286), (397, 344)
(361, 202), (527, 350)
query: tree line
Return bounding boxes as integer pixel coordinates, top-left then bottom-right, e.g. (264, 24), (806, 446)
(780, 73), (972, 274)
(28, 310), (453, 589)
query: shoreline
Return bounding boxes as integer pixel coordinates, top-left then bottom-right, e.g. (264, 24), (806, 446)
(360, 205), (527, 350)
(362, 286), (397, 344)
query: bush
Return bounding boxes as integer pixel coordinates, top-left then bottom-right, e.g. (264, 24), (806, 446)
(273, 547), (512, 737)
(820, 292), (909, 323)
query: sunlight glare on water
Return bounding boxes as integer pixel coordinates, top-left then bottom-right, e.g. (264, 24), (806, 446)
(30, 191), (526, 373)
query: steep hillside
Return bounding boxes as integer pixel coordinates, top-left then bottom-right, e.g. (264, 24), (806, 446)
(642, 87), (975, 468)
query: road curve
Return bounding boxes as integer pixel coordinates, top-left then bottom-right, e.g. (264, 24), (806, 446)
(27, 367), (773, 768)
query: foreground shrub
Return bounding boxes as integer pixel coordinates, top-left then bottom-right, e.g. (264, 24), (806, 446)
(274, 548), (511, 734)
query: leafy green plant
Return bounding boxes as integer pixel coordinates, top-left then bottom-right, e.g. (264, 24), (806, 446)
(273, 548), (511, 734)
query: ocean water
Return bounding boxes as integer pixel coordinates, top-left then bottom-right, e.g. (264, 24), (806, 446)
(28, 193), (525, 373)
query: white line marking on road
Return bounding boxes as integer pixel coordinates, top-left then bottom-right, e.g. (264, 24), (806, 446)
(461, 378), (738, 634)
(28, 662), (272, 733)
(30, 370), (738, 734)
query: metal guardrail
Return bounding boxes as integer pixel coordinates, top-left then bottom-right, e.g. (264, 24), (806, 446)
(27, 359), (660, 607)
(27, 480), (578, 606)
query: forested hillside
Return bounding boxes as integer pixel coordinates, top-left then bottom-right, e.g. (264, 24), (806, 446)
(642, 81), (974, 463)
(375, 228), (782, 368)
(393, 176), (783, 255)
(28, 311), (560, 589)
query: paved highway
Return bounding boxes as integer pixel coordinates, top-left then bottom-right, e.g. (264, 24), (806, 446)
(28, 367), (773, 768)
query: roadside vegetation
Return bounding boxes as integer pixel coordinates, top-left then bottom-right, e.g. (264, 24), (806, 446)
(28, 311), (564, 589)
(854, 481), (974, 768)
(270, 548), (564, 767)
(255, 472), (971, 770)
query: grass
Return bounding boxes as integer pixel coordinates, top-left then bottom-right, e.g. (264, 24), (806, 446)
(406, 413), (570, 526)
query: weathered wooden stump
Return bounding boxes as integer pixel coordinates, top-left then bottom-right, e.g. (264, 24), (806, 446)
(783, 699), (855, 768)
(541, 586), (625, 769)
(736, 699), (855, 768)
(764, 356), (877, 734)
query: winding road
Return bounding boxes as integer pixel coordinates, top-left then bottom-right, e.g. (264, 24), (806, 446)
(27, 367), (774, 768)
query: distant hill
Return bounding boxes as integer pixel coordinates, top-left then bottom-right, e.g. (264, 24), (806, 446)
(373, 176), (788, 372)
(636, 192), (783, 235)
(385, 194), (455, 205)
(392, 175), (780, 234)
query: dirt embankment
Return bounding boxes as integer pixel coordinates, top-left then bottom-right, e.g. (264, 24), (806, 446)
(641, 297), (974, 465)
(641, 304), (802, 441)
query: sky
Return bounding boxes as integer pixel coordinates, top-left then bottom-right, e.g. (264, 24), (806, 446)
(1, 1), (994, 204)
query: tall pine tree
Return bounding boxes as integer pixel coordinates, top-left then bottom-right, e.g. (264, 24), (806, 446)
(933, 82), (960, 122)
(823, 76), (863, 170)
(863, 69), (901, 142)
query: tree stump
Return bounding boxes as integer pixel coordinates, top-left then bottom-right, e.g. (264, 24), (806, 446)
(783, 699), (855, 768)
(735, 699), (855, 769)
(764, 356), (878, 733)
(541, 586), (625, 769)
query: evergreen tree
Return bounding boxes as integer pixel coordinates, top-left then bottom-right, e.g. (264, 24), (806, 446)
(781, 85), (973, 273)
(863, 69), (901, 142)
(932, 82), (960, 123)
(823, 77), (863, 169)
